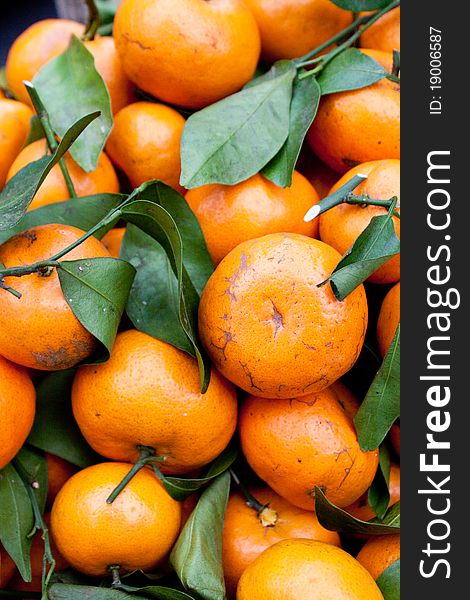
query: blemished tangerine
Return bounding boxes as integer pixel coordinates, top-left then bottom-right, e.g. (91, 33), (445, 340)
(0, 224), (111, 370)
(239, 387), (379, 510)
(72, 329), (238, 474)
(51, 462), (181, 576)
(223, 486), (340, 598)
(236, 539), (384, 599)
(308, 49), (399, 173)
(185, 171), (320, 266)
(106, 102), (185, 192)
(356, 534), (400, 580)
(377, 282), (400, 356)
(7, 140), (119, 211)
(319, 159), (400, 284)
(0, 354), (36, 469)
(244, 0), (352, 62)
(0, 98), (34, 189)
(359, 7), (400, 53)
(113, 0), (261, 109)
(5, 19), (84, 105)
(198, 233), (368, 398)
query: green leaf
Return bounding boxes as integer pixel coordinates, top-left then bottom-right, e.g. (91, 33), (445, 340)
(48, 585), (148, 600)
(58, 257), (135, 356)
(376, 559), (400, 599)
(120, 200), (210, 392)
(368, 444), (391, 519)
(159, 444), (237, 501)
(14, 446), (48, 514)
(355, 325), (400, 450)
(24, 114), (45, 147)
(33, 35), (113, 172)
(131, 180), (213, 295)
(170, 472), (230, 600)
(319, 48), (387, 95)
(0, 193), (125, 245)
(125, 586), (197, 600)
(96, 0), (118, 36)
(0, 111), (100, 230)
(180, 61), (296, 188)
(121, 225), (194, 355)
(27, 370), (99, 468)
(262, 73), (321, 187)
(320, 210), (400, 301)
(0, 464), (34, 581)
(314, 487), (400, 535)
(330, 0), (394, 10)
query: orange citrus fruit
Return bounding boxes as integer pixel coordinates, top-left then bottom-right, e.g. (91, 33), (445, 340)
(346, 462), (400, 522)
(7, 140), (119, 211)
(0, 355), (36, 469)
(308, 49), (399, 173)
(84, 36), (136, 114)
(237, 539), (384, 599)
(330, 379), (360, 419)
(46, 453), (78, 507)
(319, 159), (400, 284)
(356, 533), (400, 580)
(244, 0), (352, 62)
(359, 7), (400, 53)
(51, 462), (181, 576)
(5, 19), (84, 105)
(377, 282), (400, 356)
(113, 0), (261, 109)
(106, 101), (185, 192)
(101, 227), (126, 259)
(0, 224), (111, 370)
(186, 171), (320, 266)
(198, 233), (368, 398)
(0, 98), (33, 189)
(239, 387), (379, 510)
(223, 486), (340, 597)
(72, 329), (238, 474)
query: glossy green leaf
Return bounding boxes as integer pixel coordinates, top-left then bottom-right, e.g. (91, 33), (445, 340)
(263, 73), (321, 187)
(48, 585), (147, 600)
(121, 225), (194, 355)
(0, 464), (34, 581)
(355, 325), (400, 450)
(0, 111), (100, 230)
(368, 444), (391, 520)
(58, 257), (135, 356)
(159, 444), (237, 501)
(120, 200), (210, 392)
(314, 487), (400, 535)
(376, 559), (400, 600)
(14, 446), (48, 514)
(24, 114), (45, 147)
(180, 61), (296, 188)
(33, 35), (113, 172)
(331, 0), (394, 10)
(170, 472), (230, 600)
(0, 193), (125, 245)
(96, 0), (118, 36)
(320, 211), (400, 301)
(28, 370), (99, 468)
(124, 586), (197, 600)
(131, 180), (213, 295)
(319, 48), (387, 95)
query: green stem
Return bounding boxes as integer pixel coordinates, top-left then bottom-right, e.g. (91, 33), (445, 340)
(83, 0), (101, 41)
(229, 470), (266, 514)
(109, 565), (122, 589)
(106, 447), (167, 504)
(24, 82), (77, 199)
(12, 458), (56, 600)
(298, 0), (400, 77)
(347, 194), (400, 219)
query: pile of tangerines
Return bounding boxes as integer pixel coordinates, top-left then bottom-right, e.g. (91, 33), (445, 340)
(0, 1), (400, 599)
